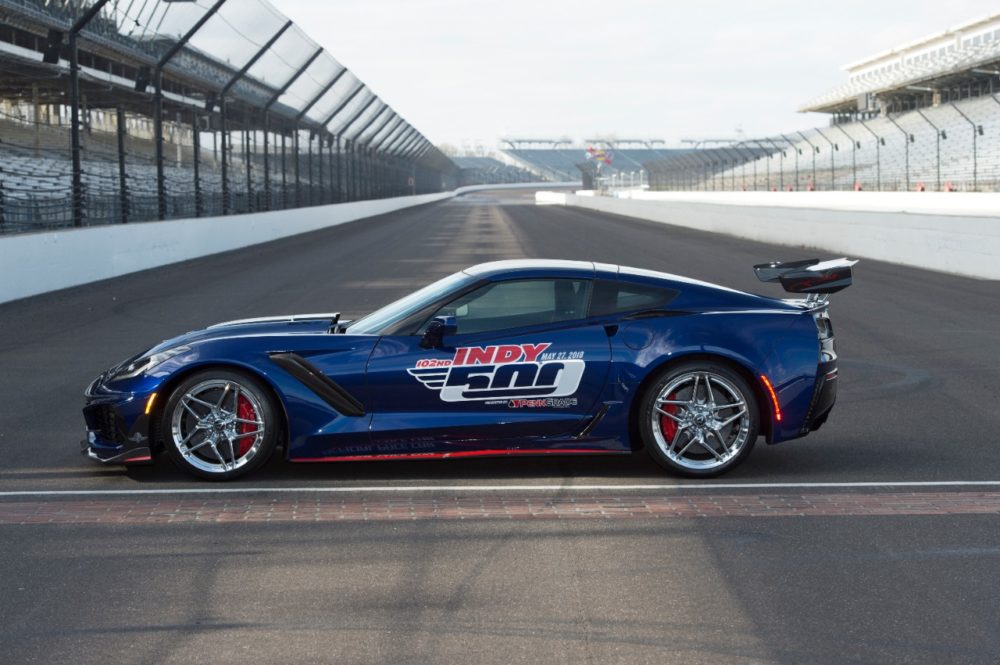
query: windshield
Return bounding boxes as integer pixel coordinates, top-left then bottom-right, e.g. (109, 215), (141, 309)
(345, 271), (475, 334)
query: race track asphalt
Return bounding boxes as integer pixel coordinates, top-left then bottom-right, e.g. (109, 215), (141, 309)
(1, 189), (998, 664)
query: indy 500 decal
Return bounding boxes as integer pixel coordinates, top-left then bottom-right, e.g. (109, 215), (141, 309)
(407, 343), (584, 402)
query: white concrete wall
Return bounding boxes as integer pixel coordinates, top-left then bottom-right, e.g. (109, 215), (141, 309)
(620, 190), (1000, 218)
(0, 183), (567, 304)
(540, 191), (1000, 280)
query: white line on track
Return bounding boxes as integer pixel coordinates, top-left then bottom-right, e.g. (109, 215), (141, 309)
(2, 481), (1000, 498)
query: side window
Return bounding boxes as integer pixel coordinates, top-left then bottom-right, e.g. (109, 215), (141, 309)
(591, 280), (678, 316)
(432, 279), (591, 335)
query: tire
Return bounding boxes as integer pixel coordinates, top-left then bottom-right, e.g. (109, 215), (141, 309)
(639, 360), (759, 477)
(161, 369), (279, 480)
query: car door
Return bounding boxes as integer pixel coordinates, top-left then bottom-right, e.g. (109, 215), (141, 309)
(365, 278), (612, 452)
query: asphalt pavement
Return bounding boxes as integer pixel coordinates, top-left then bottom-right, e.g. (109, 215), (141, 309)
(0, 188), (998, 664)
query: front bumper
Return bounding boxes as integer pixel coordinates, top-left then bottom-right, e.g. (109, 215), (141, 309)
(81, 376), (157, 465)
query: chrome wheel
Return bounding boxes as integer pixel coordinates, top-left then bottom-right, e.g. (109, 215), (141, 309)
(649, 370), (752, 472)
(169, 378), (267, 475)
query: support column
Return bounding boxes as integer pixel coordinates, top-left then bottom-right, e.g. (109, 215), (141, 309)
(262, 112), (270, 210)
(192, 114), (202, 217)
(317, 132), (325, 203)
(293, 126), (301, 206)
(69, 32), (84, 226)
(116, 107), (128, 223)
(153, 70), (167, 219)
(245, 126), (252, 211)
(307, 132), (314, 206)
(335, 135), (343, 202)
(220, 99), (230, 214)
(280, 131), (287, 209)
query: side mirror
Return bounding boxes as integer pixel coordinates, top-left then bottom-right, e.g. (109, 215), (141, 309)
(420, 315), (457, 349)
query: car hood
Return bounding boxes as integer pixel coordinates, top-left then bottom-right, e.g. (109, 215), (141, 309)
(147, 314), (363, 354)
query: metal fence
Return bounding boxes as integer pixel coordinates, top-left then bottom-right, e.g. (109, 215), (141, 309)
(0, 0), (457, 235)
(644, 93), (1000, 193)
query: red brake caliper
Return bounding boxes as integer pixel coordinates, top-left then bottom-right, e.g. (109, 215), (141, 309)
(236, 395), (257, 456)
(659, 391), (678, 442)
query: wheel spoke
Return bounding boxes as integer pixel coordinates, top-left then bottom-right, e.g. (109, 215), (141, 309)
(229, 385), (241, 417)
(224, 436), (237, 466)
(180, 400), (203, 420)
(215, 382), (231, 408)
(675, 437), (698, 458)
(185, 435), (214, 455)
(710, 400), (745, 411)
(718, 409), (747, 428)
(703, 373), (717, 408)
(178, 427), (200, 448)
(207, 440), (228, 471)
(697, 437), (725, 461)
(232, 428), (264, 440)
(707, 427), (731, 455)
(691, 374), (700, 403)
(656, 398), (688, 406)
(234, 417), (263, 426)
(655, 406), (684, 422)
(184, 393), (217, 410)
(668, 423), (689, 453)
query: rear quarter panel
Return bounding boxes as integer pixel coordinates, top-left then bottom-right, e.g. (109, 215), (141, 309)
(589, 309), (819, 446)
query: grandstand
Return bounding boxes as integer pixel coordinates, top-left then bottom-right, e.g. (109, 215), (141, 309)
(0, 0), (457, 235)
(501, 138), (689, 188)
(450, 156), (537, 187)
(644, 13), (1000, 192)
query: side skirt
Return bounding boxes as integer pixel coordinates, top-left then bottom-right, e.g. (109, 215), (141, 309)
(291, 448), (630, 463)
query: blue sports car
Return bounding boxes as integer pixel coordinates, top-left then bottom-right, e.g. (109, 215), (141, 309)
(82, 258), (855, 479)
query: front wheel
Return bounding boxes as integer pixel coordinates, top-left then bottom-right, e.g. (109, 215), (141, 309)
(639, 362), (759, 477)
(161, 369), (279, 480)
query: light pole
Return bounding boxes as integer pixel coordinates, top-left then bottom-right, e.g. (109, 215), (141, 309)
(780, 134), (800, 189)
(814, 128), (837, 190)
(858, 119), (883, 191)
(797, 131), (819, 190)
(764, 138), (786, 190)
(885, 114), (913, 191)
(950, 103), (982, 191)
(832, 124), (859, 189)
(914, 109), (943, 191)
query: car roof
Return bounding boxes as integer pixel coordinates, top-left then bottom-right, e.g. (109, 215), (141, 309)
(460, 260), (785, 305)
(462, 259), (693, 285)
(463, 259), (603, 280)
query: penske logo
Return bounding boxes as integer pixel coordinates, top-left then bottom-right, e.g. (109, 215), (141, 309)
(408, 343), (585, 402)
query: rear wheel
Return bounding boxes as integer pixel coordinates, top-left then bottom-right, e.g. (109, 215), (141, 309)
(640, 361), (758, 477)
(161, 369), (278, 480)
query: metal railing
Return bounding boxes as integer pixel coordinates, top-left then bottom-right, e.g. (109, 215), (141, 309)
(0, 0), (456, 235)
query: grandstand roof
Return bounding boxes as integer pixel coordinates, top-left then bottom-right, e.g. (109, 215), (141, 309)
(0, 0), (453, 171)
(800, 12), (1000, 113)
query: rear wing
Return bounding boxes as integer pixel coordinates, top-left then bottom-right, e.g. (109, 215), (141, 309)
(754, 258), (858, 304)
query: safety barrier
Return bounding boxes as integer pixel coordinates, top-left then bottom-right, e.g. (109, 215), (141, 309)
(0, 183), (567, 304)
(539, 190), (1000, 280)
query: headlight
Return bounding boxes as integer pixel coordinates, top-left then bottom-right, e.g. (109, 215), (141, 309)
(115, 346), (191, 379)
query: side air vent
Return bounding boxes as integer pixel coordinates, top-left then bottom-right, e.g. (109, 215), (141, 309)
(268, 353), (365, 417)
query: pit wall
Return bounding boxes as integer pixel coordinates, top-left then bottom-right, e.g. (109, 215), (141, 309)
(0, 182), (575, 305)
(536, 190), (1000, 280)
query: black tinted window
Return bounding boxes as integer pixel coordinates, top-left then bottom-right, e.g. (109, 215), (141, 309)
(591, 280), (677, 315)
(432, 279), (591, 334)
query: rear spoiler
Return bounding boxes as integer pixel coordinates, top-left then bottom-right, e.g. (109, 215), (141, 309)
(754, 258), (858, 302)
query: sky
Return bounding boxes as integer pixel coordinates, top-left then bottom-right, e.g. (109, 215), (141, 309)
(279, 0), (1000, 149)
